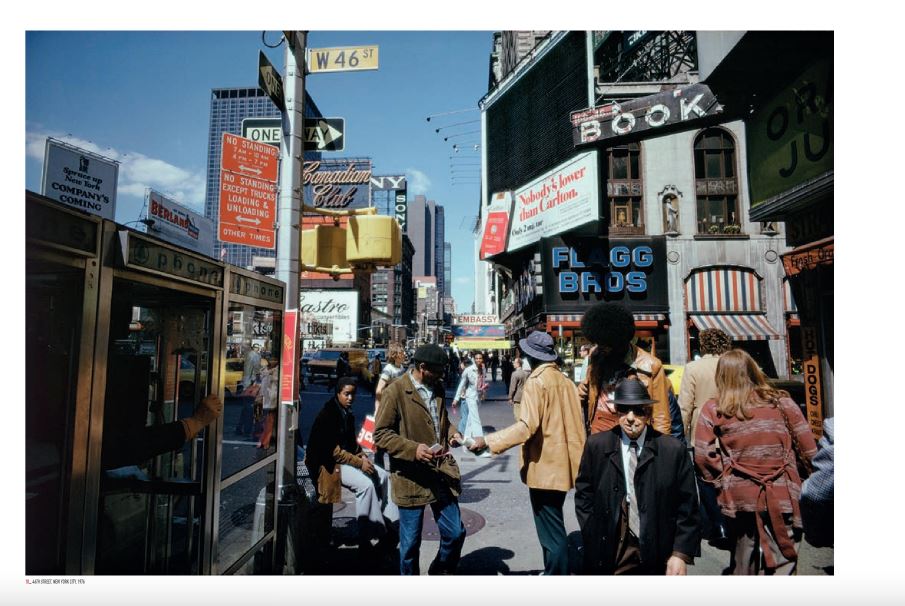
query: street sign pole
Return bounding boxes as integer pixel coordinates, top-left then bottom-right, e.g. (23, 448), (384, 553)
(275, 31), (306, 510)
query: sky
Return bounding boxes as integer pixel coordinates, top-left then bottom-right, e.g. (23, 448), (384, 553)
(25, 30), (490, 310)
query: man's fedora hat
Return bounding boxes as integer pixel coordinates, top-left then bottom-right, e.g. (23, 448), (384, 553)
(612, 378), (657, 406)
(518, 331), (558, 362)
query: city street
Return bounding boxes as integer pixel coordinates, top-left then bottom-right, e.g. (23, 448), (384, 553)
(296, 373), (833, 575)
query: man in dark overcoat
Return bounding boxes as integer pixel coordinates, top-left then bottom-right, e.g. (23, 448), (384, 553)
(575, 378), (700, 574)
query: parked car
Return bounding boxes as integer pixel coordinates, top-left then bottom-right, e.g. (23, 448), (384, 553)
(224, 358), (244, 396)
(302, 348), (369, 385)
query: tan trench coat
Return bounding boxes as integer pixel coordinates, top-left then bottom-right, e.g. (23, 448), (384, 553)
(485, 363), (586, 492)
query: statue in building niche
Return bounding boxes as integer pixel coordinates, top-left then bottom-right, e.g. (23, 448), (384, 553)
(659, 186), (682, 235)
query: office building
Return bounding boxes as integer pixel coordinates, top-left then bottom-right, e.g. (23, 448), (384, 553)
(204, 86), (322, 268)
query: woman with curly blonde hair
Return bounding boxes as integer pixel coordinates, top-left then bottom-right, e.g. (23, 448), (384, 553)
(694, 349), (817, 575)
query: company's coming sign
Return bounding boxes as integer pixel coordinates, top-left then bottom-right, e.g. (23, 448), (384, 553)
(506, 151), (599, 253)
(146, 189), (214, 256)
(41, 138), (119, 220)
(299, 289), (359, 344)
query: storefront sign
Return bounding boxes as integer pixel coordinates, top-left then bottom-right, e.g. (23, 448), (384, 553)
(748, 58), (832, 206)
(507, 151), (599, 252)
(229, 273), (284, 305)
(781, 237), (834, 277)
(303, 159), (372, 209)
(299, 289), (359, 344)
(571, 83), (722, 145)
(801, 325), (825, 438)
(452, 325), (506, 338)
(146, 190), (214, 256)
(122, 233), (224, 288)
(41, 138), (119, 220)
(280, 310), (298, 404)
(453, 314), (498, 325)
(542, 236), (667, 312)
(26, 198), (99, 255)
(480, 191), (512, 259)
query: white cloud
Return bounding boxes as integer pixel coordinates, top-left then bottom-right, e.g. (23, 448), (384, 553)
(405, 168), (431, 195)
(26, 128), (206, 212)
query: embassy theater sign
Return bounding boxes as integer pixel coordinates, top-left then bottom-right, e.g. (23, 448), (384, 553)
(541, 236), (667, 312)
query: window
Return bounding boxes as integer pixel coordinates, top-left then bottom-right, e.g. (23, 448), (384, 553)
(606, 142), (643, 235)
(694, 128), (740, 234)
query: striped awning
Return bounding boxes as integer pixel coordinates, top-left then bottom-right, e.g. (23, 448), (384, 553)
(685, 268), (763, 313)
(689, 313), (782, 341)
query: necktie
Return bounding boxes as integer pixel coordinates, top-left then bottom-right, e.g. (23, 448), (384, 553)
(628, 441), (640, 536)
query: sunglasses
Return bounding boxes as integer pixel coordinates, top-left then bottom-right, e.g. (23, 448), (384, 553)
(615, 405), (652, 417)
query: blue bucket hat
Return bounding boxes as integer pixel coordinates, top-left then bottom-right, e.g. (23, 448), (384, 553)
(518, 331), (558, 362)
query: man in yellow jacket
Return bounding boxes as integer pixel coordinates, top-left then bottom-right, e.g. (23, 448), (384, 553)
(469, 331), (586, 574)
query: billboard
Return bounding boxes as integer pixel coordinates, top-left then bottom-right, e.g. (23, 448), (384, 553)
(145, 189), (214, 256)
(299, 289), (359, 344)
(506, 151), (599, 253)
(41, 138), (119, 220)
(480, 191), (512, 259)
(303, 158), (372, 210)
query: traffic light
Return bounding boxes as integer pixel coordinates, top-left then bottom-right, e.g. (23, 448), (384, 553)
(346, 215), (402, 266)
(299, 206), (403, 277)
(300, 224), (346, 269)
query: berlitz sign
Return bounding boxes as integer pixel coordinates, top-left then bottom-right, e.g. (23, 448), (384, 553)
(571, 83), (722, 145)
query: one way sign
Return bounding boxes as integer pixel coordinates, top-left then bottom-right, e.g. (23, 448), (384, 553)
(305, 118), (345, 151)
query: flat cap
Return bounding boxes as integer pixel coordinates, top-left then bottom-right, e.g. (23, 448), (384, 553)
(412, 343), (448, 367)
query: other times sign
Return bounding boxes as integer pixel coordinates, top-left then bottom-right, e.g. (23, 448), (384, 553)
(219, 133), (279, 249)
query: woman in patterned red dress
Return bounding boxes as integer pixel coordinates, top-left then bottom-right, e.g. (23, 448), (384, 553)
(694, 349), (817, 575)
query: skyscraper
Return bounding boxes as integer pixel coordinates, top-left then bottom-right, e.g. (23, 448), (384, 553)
(434, 205), (445, 297)
(443, 241), (452, 298)
(204, 87), (322, 267)
(408, 195), (433, 279)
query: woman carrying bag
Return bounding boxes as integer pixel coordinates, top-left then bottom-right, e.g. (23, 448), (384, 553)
(694, 349), (817, 575)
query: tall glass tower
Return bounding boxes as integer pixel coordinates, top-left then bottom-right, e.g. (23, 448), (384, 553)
(203, 87), (321, 267)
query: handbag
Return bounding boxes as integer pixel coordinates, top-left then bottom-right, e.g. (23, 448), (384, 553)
(777, 399), (813, 477)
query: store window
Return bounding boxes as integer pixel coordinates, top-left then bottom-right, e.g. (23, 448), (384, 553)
(222, 305), (281, 479)
(606, 142), (643, 235)
(694, 128), (740, 234)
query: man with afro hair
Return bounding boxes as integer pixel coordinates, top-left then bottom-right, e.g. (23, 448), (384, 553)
(577, 302), (671, 435)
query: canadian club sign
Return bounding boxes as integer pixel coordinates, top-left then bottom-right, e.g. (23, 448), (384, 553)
(571, 83), (722, 145)
(303, 159), (372, 209)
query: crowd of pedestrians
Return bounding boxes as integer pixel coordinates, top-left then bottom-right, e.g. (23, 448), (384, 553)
(301, 301), (832, 576)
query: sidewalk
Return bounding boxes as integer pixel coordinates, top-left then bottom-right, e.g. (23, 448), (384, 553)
(318, 385), (832, 575)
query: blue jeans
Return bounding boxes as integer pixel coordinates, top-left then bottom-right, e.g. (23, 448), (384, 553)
(397, 486), (465, 575)
(457, 396), (483, 438)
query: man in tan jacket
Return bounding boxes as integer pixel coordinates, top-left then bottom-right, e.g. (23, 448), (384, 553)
(679, 328), (731, 445)
(470, 331), (586, 574)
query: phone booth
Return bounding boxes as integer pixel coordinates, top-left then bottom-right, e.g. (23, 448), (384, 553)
(25, 191), (285, 575)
